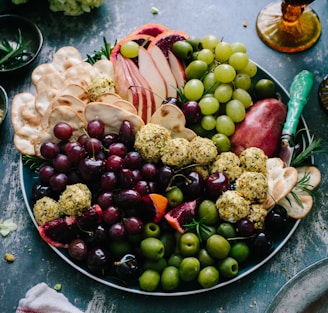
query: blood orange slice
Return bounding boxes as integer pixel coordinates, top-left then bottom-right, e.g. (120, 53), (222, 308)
(140, 193), (168, 223)
(148, 30), (189, 58)
(128, 23), (170, 37)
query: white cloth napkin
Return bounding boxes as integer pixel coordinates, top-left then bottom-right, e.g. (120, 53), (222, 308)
(16, 283), (84, 313)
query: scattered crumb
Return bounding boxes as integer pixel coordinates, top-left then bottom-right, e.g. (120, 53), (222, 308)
(243, 21), (248, 27)
(4, 253), (15, 262)
(0, 218), (18, 237)
(54, 284), (62, 291)
(151, 6), (159, 14)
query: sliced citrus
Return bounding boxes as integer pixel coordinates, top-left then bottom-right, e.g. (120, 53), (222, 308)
(164, 200), (197, 233)
(128, 23), (170, 37)
(141, 193), (168, 223)
(148, 30), (189, 58)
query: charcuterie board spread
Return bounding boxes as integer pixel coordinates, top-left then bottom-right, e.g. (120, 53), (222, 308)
(13, 24), (322, 295)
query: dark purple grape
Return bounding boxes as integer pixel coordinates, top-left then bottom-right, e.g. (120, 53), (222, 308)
(39, 165), (55, 185)
(265, 205), (288, 232)
(114, 254), (140, 282)
(101, 171), (117, 190)
(40, 141), (60, 159)
(49, 172), (68, 192)
(182, 101), (202, 124)
(118, 168), (136, 189)
(66, 142), (85, 164)
(250, 232), (273, 255)
(96, 191), (114, 209)
(68, 239), (88, 261)
(87, 246), (111, 275)
(52, 153), (72, 173)
(87, 119), (105, 139)
(31, 183), (55, 202)
(84, 137), (102, 156)
(108, 222), (126, 240)
(53, 122), (73, 140)
(205, 172), (229, 198)
(141, 163), (158, 181)
(124, 151), (142, 170)
(108, 142), (128, 158)
(119, 120), (135, 148)
(123, 216), (144, 235)
(78, 157), (106, 182)
(102, 206), (120, 225)
(236, 218), (255, 237)
(106, 155), (125, 173)
(157, 165), (174, 191)
(181, 171), (204, 200)
(102, 133), (119, 148)
(85, 224), (108, 247)
(114, 189), (142, 209)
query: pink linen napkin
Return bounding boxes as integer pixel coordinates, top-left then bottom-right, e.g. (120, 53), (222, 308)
(16, 283), (84, 313)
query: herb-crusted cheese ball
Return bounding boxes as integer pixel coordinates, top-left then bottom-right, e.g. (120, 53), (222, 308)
(33, 196), (61, 225)
(88, 76), (115, 101)
(248, 204), (267, 230)
(58, 183), (92, 216)
(216, 190), (250, 223)
(236, 171), (268, 203)
(239, 147), (268, 173)
(134, 123), (171, 163)
(161, 137), (192, 168)
(211, 151), (243, 182)
(190, 136), (218, 165)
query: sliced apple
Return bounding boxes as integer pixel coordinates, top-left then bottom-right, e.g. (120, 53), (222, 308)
(124, 57), (156, 123)
(148, 44), (177, 98)
(112, 53), (130, 100)
(138, 46), (167, 112)
(168, 50), (186, 90)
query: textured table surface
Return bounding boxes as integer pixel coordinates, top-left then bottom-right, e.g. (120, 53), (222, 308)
(1, 0), (328, 312)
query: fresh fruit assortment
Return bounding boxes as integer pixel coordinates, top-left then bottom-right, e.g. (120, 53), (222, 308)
(12, 23), (322, 294)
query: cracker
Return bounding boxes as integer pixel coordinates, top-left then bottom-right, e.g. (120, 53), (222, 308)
(150, 103), (196, 141)
(92, 59), (115, 81)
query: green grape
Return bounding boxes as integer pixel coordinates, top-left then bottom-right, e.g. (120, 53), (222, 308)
(232, 88), (253, 109)
(238, 60), (257, 77)
(226, 99), (246, 123)
(201, 34), (219, 52)
(184, 79), (204, 101)
(197, 48), (214, 65)
(203, 72), (218, 93)
(216, 115), (235, 136)
(201, 115), (217, 131)
(214, 83), (233, 103)
(214, 64), (236, 83)
(120, 41), (139, 58)
(233, 73), (252, 90)
(212, 133), (231, 152)
(228, 52), (249, 71)
(199, 96), (220, 115)
(215, 41), (233, 62)
(231, 42), (247, 53)
(185, 60), (208, 80)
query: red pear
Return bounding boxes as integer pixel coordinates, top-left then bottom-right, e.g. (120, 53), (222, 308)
(230, 98), (287, 157)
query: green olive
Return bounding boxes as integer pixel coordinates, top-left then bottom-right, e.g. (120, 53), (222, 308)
(198, 248), (215, 267)
(198, 199), (219, 225)
(217, 222), (237, 238)
(140, 237), (165, 260)
(143, 222), (161, 238)
(167, 253), (183, 268)
(139, 269), (161, 291)
(143, 257), (167, 273)
(185, 60), (208, 80)
(186, 35), (202, 51)
(179, 232), (200, 257)
(217, 256), (239, 278)
(161, 266), (180, 291)
(166, 186), (184, 207)
(229, 241), (250, 263)
(197, 266), (219, 288)
(179, 257), (200, 282)
(255, 78), (275, 99)
(206, 234), (231, 259)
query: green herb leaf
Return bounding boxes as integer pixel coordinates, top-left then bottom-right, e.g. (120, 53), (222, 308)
(86, 37), (113, 64)
(22, 154), (45, 171)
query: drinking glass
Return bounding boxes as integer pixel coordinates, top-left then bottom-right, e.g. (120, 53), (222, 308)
(256, 0), (321, 53)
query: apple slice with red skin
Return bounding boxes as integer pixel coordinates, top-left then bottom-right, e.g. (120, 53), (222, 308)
(168, 50), (186, 90)
(112, 52), (130, 100)
(148, 44), (178, 98)
(123, 57), (156, 123)
(138, 46), (167, 112)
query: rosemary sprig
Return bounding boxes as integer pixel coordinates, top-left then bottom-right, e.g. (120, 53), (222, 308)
(291, 134), (324, 167)
(22, 155), (45, 171)
(0, 28), (34, 70)
(183, 218), (214, 242)
(86, 37), (113, 64)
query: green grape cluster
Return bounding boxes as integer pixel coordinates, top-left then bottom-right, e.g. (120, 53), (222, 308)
(172, 35), (258, 153)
